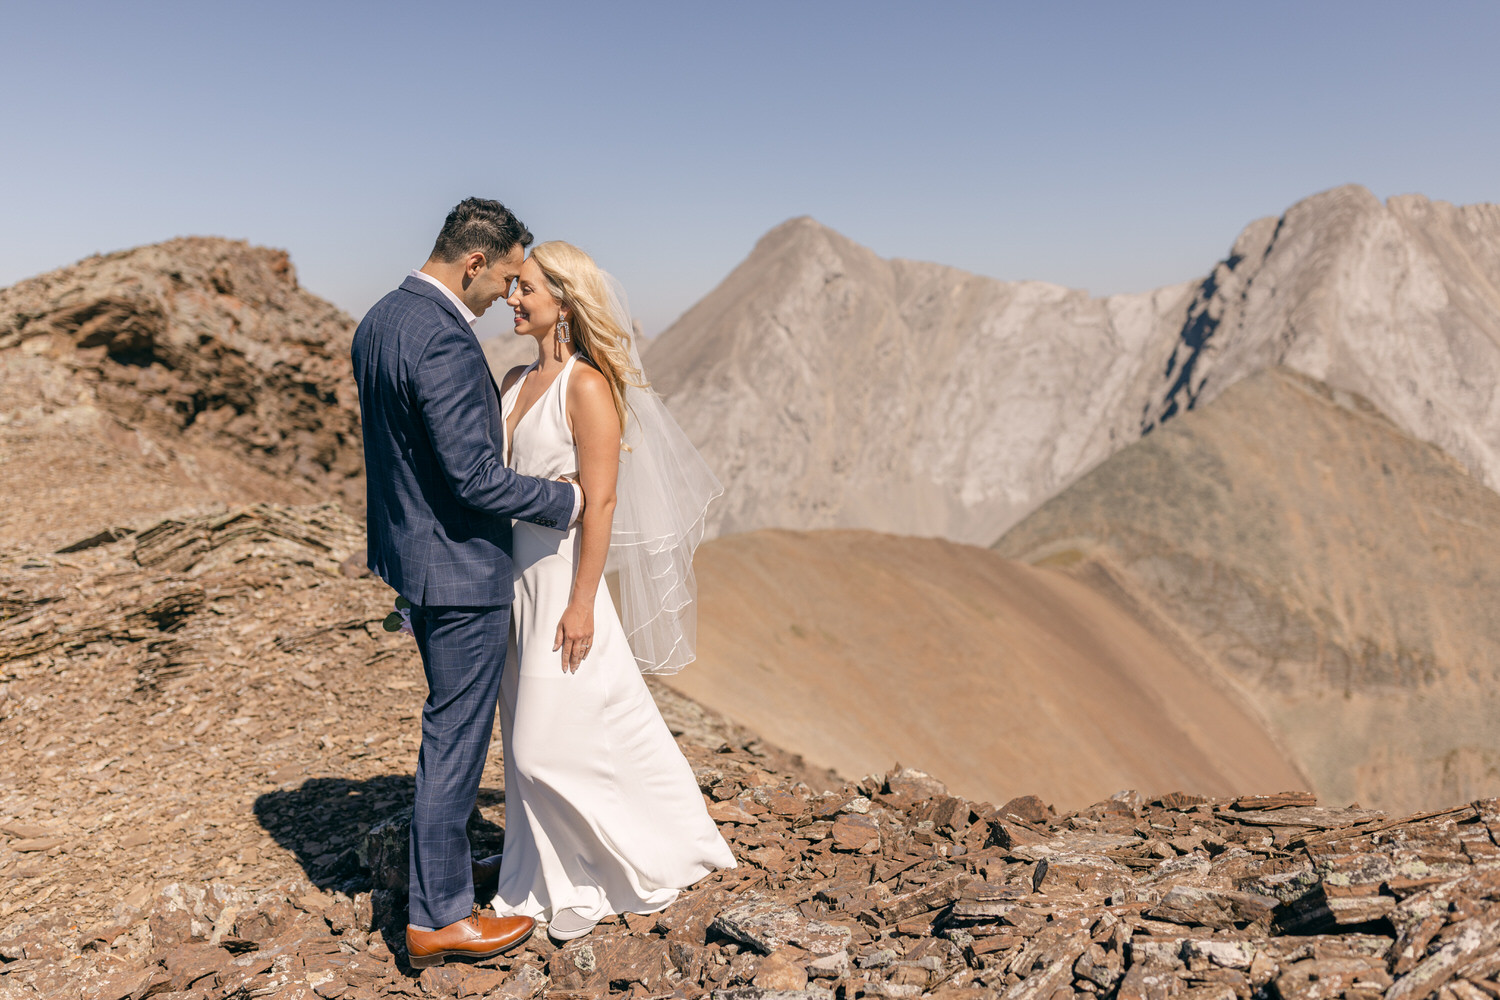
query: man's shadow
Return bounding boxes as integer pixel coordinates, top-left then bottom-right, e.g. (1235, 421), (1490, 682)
(253, 776), (507, 893)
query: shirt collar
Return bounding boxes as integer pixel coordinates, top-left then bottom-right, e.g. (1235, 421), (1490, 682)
(410, 269), (478, 327)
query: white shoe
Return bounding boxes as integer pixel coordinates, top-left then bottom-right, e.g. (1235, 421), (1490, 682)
(547, 907), (599, 941)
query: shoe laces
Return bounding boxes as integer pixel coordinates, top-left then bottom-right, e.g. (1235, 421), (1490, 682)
(466, 903), (483, 928)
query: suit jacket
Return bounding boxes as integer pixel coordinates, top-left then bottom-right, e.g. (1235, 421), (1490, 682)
(351, 275), (574, 606)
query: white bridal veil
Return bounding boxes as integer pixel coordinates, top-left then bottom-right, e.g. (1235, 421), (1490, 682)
(597, 272), (721, 674)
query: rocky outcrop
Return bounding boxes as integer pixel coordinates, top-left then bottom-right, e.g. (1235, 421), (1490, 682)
(996, 368), (1500, 813)
(646, 187), (1500, 544)
(0, 238), (364, 517)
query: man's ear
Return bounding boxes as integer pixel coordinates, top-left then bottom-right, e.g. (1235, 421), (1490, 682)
(464, 251), (488, 278)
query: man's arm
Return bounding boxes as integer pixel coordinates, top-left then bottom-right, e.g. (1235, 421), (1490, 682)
(412, 322), (576, 527)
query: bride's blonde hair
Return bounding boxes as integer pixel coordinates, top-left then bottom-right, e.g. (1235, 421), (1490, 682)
(529, 241), (645, 432)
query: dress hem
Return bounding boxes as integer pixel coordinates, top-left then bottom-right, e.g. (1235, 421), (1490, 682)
(488, 858), (733, 923)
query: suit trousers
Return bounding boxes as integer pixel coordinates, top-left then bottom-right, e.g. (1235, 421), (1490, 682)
(407, 603), (510, 928)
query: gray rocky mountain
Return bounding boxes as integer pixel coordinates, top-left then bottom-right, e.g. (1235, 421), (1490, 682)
(644, 218), (1194, 543)
(1138, 186), (1500, 490)
(646, 186), (1500, 544)
(996, 367), (1500, 814)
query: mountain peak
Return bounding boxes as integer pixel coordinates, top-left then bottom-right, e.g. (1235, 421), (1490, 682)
(744, 215), (874, 268)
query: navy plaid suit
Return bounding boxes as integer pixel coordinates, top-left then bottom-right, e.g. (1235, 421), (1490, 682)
(352, 276), (575, 928)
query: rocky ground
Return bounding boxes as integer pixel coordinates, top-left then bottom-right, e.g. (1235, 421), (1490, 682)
(5, 507), (1500, 1000)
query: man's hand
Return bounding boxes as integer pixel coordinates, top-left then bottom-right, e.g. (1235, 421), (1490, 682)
(559, 473), (585, 515)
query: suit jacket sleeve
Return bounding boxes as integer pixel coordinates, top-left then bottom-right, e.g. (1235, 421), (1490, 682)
(412, 321), (575, 526)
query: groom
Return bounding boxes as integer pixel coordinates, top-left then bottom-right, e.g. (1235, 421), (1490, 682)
(351, 198), (579, 966)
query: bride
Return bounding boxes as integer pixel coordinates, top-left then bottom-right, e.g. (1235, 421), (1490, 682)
(491, 241), (735, 940)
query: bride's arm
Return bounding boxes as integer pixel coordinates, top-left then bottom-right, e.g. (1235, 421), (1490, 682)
(554, 364), (620, 673)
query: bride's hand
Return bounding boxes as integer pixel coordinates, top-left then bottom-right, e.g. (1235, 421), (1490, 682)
(554, 601), (594, 673)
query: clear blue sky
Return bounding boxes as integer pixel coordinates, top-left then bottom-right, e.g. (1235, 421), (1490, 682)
(3, 1), (1496, 337)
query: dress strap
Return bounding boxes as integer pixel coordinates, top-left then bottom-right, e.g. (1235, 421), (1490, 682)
(556, 353), (581, 419)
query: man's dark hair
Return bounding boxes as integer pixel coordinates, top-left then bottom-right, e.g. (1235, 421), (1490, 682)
(430, 197), (534, 264)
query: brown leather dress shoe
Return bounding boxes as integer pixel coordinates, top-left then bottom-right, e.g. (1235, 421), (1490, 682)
(471, 854), (503, 900)
(406, 906), (534, 969)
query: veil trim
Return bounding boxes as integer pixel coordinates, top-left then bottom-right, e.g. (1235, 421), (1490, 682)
(597, 271), (721, 674)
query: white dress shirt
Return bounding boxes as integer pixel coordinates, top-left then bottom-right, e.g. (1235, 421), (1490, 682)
(410, 268), (582, 526)
(410, 268), (477, 326)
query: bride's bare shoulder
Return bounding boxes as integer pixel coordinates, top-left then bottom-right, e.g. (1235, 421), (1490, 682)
(500, 364), (530, 394)
(566, 361), (617, 426)
(567, 361), (611, 403)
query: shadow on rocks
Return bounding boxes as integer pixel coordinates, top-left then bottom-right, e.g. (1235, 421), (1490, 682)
(254, 777), (507, 955)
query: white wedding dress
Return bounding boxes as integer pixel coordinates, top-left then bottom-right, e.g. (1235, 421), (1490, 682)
(490, 353), (735, 926)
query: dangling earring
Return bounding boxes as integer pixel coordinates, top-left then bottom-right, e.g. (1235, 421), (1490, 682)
(556, 316), (570, 345)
